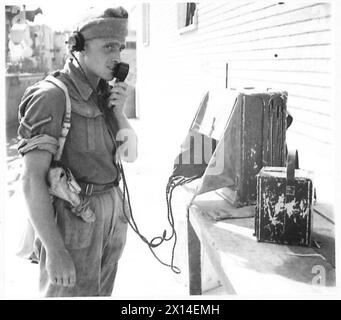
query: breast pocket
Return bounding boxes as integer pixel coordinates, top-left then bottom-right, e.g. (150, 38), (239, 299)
(68, 101), (107, 153)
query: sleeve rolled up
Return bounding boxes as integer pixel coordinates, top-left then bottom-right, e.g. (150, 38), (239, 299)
(17, 134), (59, 157)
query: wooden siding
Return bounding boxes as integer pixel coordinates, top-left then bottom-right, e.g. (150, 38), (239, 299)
(137, 1), (333, 202)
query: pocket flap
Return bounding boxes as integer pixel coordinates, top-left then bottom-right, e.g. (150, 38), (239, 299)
(71, 99), (103, 118)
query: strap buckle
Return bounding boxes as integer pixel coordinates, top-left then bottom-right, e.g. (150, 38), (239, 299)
(85, 184), (94, 196)
(286, 185), (295, 196)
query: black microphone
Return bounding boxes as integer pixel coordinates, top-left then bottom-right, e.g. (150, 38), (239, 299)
(112, 62), (129, 82)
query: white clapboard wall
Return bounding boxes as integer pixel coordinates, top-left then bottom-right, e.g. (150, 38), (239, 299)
(137, 1), (333, 203)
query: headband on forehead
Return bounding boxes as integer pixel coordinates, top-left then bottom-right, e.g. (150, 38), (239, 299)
(79, 17), (128, 43)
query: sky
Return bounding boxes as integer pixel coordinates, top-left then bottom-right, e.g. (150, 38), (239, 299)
(9, 1), (137, 32)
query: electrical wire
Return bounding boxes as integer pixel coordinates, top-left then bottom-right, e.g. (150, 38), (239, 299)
(71, 51), (181, 274)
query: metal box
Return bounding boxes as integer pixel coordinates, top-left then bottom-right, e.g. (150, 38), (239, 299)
(255, 153), (313, 246)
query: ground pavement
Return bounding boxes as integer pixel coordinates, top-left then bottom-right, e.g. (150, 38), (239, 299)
(4, 121), (193, 298)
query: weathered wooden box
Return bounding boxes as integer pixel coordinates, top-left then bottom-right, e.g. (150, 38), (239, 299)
(214, 90), (289, 207)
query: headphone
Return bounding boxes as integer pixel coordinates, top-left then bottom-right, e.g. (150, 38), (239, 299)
(67, 31), (85, 52)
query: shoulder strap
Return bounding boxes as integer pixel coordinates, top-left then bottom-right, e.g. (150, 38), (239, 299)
(45, 75), (71, 161)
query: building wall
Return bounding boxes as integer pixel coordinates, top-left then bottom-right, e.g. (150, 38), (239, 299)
(136, 1), (333, 203)
(53, 32), (69, 70)
(34, 24), (54, 72)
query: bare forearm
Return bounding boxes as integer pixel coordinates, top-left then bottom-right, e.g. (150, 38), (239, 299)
(21, 150), (76, 286)
(22, 174), (66, 253)
(108, 81), (138, 162)
(113, 109), (133, 131)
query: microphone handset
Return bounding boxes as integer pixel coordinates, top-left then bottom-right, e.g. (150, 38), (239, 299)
(112, 62), (129, 82)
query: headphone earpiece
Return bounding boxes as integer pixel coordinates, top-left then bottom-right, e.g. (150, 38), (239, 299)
(67, 31), (85, 52)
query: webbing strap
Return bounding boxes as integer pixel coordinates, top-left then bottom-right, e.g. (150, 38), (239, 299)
(45, 75), (71, 161)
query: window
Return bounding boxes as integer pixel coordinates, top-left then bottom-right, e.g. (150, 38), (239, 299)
(142, 3), (150, 46)
(177, 3), (198, 34)
(126, 41), (136, 49)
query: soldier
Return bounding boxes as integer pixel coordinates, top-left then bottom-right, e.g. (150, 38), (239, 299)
(17, 6), (137, 297)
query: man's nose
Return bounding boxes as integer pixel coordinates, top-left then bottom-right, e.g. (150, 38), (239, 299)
(111, 52), (121, 64)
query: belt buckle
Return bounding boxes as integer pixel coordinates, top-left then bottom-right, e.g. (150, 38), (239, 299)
(85, 184), (94, 196)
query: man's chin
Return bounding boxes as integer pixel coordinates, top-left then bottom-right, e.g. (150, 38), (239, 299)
(101, 73), (114, 81)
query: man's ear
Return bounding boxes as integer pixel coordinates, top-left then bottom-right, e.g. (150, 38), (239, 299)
(79, 47), (87, 56)
(79, 41), (88, 55)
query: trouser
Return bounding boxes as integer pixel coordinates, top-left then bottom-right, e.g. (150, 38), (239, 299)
(39, 187), (129, 297)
